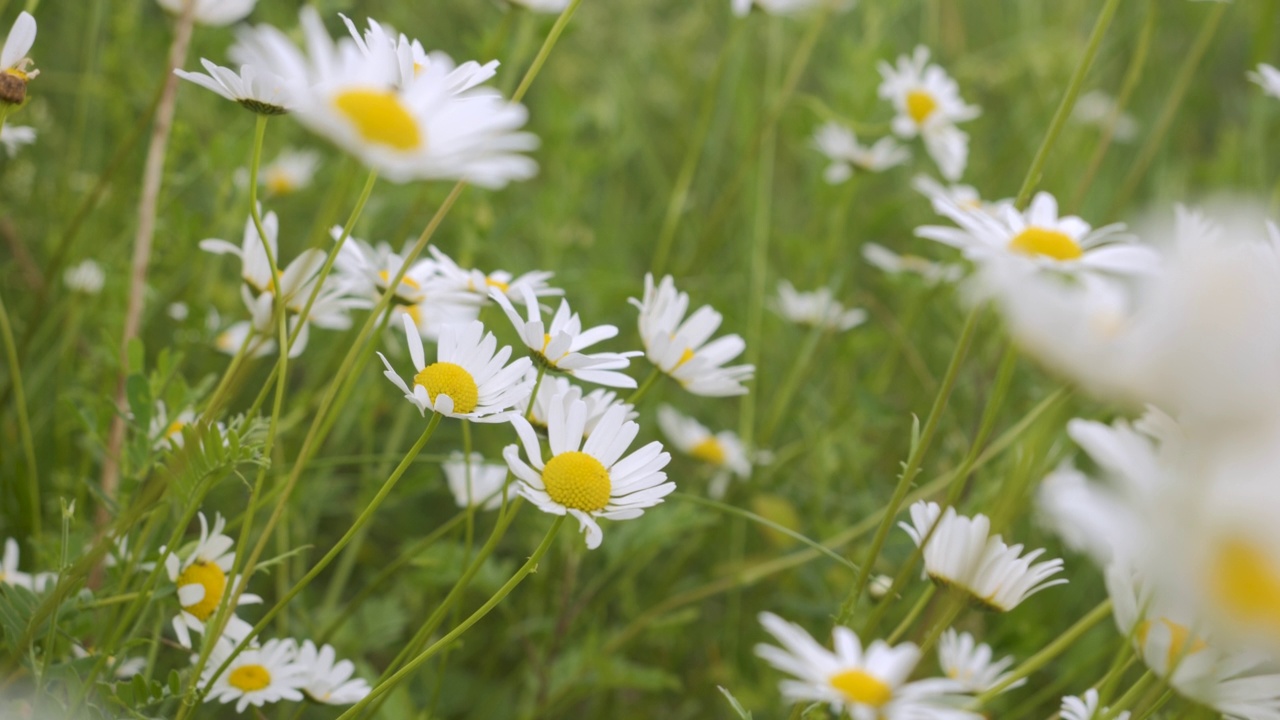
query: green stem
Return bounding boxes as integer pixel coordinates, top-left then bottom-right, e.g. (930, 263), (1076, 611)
(0, 291), (40, 544)
(511, 0), (583, 102)
(885, 585), (935, 644)
(972, 599), (1114, 705)
(626, 367), (662, 406)
(673, 493), (858, 571)
(526, 364), (548, 421)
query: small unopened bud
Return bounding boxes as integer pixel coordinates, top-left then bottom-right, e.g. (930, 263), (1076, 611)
(868, 574), (894, 600)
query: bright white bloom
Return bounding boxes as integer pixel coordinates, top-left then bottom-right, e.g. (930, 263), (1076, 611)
(1059, 689), (1129, 720)
(1072, 90), (1138, 142)
(812, 122), (909, 183)
(149, 401), (196, 450)
(773, 280), (866, 332)
(656, 404), (750, 499)
(900, 501), (1067, 611)
(878, 46), (979, 180)
(1248, 63), (1280, 100)
(504, 394), (674, 549)
(295, 640), (370, 705)
(0, 124), (34, 155)
(492, 286), (641, 388)
(508, 0), (572, 12)
(862, 243), (963, 285)
(162, 513), (262, 648)
(936, 630), (1023, 694)
(918, 191), (1157, 276)
(156, 0), (255, 26)
(199, 637), (306, 713)
(0, 538), (34, 590)
(442, 452), (508, 511)
(0, 11), (37, 92)
(631, 274), (754, 397)
(63, 259), (104, 294)
(339, 14), (499, 93)
(175, 59), (292, 114)
(755, 612), (979, 720)
(517, 374), (636, 436)
(731, 0), (854, 17)
(259, 149), (320, 195)
(378, 316), (533, 422)
(427, 246), (562, 306)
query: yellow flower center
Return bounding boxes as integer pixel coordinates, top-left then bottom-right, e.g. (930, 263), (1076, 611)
(166, 421), (186, 439)
(176, 561), (227, 621)
(264, 170), (295, 196)
(485, 277), (510, 293)
(378, 270), (421, 291)
(1136, 617), (1208, 668)
(414, 362), (479, 414)
(333, 89), (422, 151)
(829, 669), (892, 707)
(542, 451), (611, 512)
(906, 89), (938, 125)
(1211, 538), (1280, 634)
(1007, 227), (1083, 261)
(690, 437), (726, 465)
(228, 664), (272, 692)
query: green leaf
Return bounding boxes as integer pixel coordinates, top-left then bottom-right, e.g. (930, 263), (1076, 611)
(126, 374), (152, 429)
(718, 686), (753, 720)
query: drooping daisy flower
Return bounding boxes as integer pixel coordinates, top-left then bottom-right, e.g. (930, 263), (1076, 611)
(812, 122), (910, 183)
(378, 316), (533, 422)
(199, 637), (307, 713)
(0, 124), (35, 156)
(427, 245), (562, 306)
(1071, 90), (1138, 143)
(936, 630), (1023, 694)
(294, 640), (371, 705)
(1248, 63), (1280, 100)
(917, 191), (1158, 276)
(772, 280), (867, 332)
(257, 149), (320, 195)
(877, 46), (979, 181)
(0, 538), (34, 590)
(492, 286), (641, 388)
(900, 501), (1067, 612)
(504, 394), (673, 549)
(754, 612), (980, 720)
(656, 404), (750, 499)
(442, 452), (509, 511)
(1059, 689), (1130, 720)
(630, 274), (754, 397)
(199, 210), (325, 298)
(517, 374), (637, 437)
(156, 0), (256, 27)
(0, 12), (37, 105)
(162, 513), (262, 648)
(63, 259), (104, 295)
(862, 243), (963, 285)
(175, 59), (292, 115)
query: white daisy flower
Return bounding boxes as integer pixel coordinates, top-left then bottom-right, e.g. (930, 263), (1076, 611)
(427, 245), (563, 306)
(148, 401), (196, 450)
(258, 149), (320, 195)
(156, 0), (256, 27)
(517, 374), (637, 436)
(63, 259), (104, 295)
(1060, 689), (1130, 720)
(754, 612), (980, 720)
(162, 513), (263, 648)
(912, 175), (1005, 215)
(0, 124), (35, 156)
(877, 46), (979, 180)
(936, 629), (1023, 694)
(812, 122), (910, 183)
(294, 640), (370, 705)
(862, 243), (964, 285)
(492, 286), (641, 388)
(900, 501), (1067, 612)
(656, 404), (750, 499)
(1071, 90), (1138, 143)
(1248, 63), (1280, 100)
(773, 280), (867, 332)
(0, 538), (34, 590)
(630, 274), (755, 397)
(504, 394), (674, 549)
(918, 191), (1158, 276)
(0, 11), (37, 105)
(199, 210), (325, 298)
(377, 315), (533, 422)
(731, 0), (854, 17)
(175, 59), (292, 114)
(199, 637), (306, 713)
(442, 452), (509, 511)
(508, 0), (573, 12)
(338, 14), (499, 93)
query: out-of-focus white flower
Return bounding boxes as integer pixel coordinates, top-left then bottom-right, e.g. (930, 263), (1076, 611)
(148, 401), (196, 450)
(772, 280), (866, 332)
(812, 122), (909, 183)
(63, 259), (104, 294)
(442, 452), (508, 511)
(175, 59), (292, 114)
(517, 374), (636, 437)
(1059, 689), (1129, 720)
(731, 0), (854, 17)
(657, 404), (751, 499)
(936, 630), (1023, 694)
(71, 645), (147, 679)
(168, 302), (190, 321)
(878, 46), (979, 180)
(260, 149), (320, 195)
(294, 640), (371, 705)
(157, 0), (256, 27)
(1071, 90), (1138, 142)
(1248, 63), (1280, 100)
(427, 246), (562, 307)
(508, 0), (573, 12)
(0, 12), (38, 101)
(0, 538), (34, 590)
(862, 243), (963, 285)
(0, 124), (35, 156)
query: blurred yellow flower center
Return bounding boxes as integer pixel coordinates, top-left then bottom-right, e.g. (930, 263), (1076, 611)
(264, 170), (295, 196)
(176, 561), (227, 621)
(829, 669), (892, 707)
(1008, 227), (1083, 261)
(228, 664), (272, 692)
(333, 89), (421, 151)
(414, 362), (479, 414)
(542, 451), (611, 512)
(1136, 617), (1207, 667)
(691, 437), (726, 465)
(485, 277), (510, 293)
(906, 90), (938, 124)
(378, 270), (421, 291)
(1211, 539), (1280, 633)
(166, 421), (186, 439)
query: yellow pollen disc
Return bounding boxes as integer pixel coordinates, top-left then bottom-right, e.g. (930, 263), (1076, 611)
(1211, 539), (1280, 633)
(166, 421), (186, 439)
(690, 437), (726, 465)
(228, 664), (272, 692)
(176, 561), (227, 621)
(264, 171), (295, 196)
(542, 451), (612, 512)
(332, 89), (422, 151)
(378, 270), (421, 291)
(485, 277), (510, 293)
(829, 669), (892, 707)
(1136, 618), (1208, 667)
(414, 362), (479, 414)
(1008, 227), (1083, 261)
(906, 89), (938, 125)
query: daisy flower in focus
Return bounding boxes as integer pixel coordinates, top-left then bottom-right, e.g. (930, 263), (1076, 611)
(199, 637), (307, 713)
(517, 374), (637, 436)
(175, 58), (292, 115)
(378, 316), (533, 422)
(443, 452), (509, 511)
(862, 243), (963, 285)
(163, 513), (262, 648)
(428, 246), (562, 306)
(657, 404), (750, 499)
(754, 612), (979, 720)
(1059, 689), (1129, 720)
(936, 629), (1023, 694)
(900, 501), (1067, 612)
(1249, 63), (1280, 100)
(492, 286), (641, 388)
(0, 12), (37, 105)
(773, 280), (866, 332)
(917, 191), (1158, 276)
(504, 394), (673, 549)
(631, 274), (754, 397)
(877, 46), (979, 181)
(1071, 90), (1138, 143)
(295, 640), (371, 705)
(259, 149), (320, 195)
(0, 124), (35, 156)
(812, 122), (909, 184)
(156, 0), (256, 26)
(63, 259), (104, 295)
